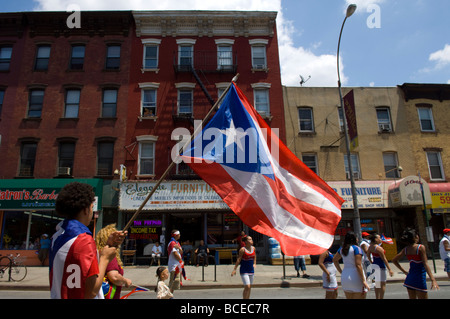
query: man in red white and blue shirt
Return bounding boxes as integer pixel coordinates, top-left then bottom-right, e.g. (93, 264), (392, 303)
(49, 182), (126, 299)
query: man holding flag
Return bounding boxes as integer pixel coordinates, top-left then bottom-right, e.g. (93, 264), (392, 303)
(180, 82), (344, 257)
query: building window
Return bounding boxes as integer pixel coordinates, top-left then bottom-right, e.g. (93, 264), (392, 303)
(102, 88), (117, 118)
(64, 89), (80, 118)
(376, 107), (392, 132)
(253, 89), (270, 116)
(19, 142), (37, 177)
(28, 89), (45, 118)
(383, 152), (399, 178)
(34, 45), (51, 71)
(426, 151), (444, 180)
(0, 46), (13, 71)
(105, 45), (120, 70)
(344, 154), (360, 179)
(417, 105), (435, 132)
(178, 90), (193, 115)
(179, 45), (193, 66)
(302, 154), (318, 174)
(298, 107), (314, 132)
(142, 89), (157, 117)
(139, 142), (155, 175)
(70, 45), (85, 70)
(97, 141), (114, 176)
(0, 89), (4, 117)
(142, 39), (161, 70)
(217, 45), (233, 70)
(249, 39), (268, 70)
(58, 142), (75, 176)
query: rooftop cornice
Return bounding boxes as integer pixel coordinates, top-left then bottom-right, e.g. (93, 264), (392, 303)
(132, 10), (277, 38)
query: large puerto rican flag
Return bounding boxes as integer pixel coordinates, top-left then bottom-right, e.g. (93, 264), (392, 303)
(180, 82), (344, 256)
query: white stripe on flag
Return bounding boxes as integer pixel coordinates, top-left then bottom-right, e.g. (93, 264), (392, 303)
(223, 166), (335, 249)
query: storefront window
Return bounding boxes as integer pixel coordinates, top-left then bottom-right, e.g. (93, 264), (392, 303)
(1, 211), (62, 250)
(207, 212), (240, 246)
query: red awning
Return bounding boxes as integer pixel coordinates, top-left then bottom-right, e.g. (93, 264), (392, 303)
(429, 182), (450, 193)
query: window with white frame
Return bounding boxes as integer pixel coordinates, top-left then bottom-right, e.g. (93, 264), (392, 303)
(142, 39), (161, 70)
(175, 82), (195, 116)
(426, 151), (444, 180)
(298, 107), (314, 132)
(417, 105), (435, 132)
(251, 83), (270, 116)
(383, 152), (400, 178)
(139, 82), (159, 117)
(177, 39), (196, 68)
(302, 154), (318, 174)
(344, 153), (361, 179)
(376, 107), (392, 132)
(137, 135), (158, 176)
(249, 39), (268, 70)
(216, 39), (234, 70)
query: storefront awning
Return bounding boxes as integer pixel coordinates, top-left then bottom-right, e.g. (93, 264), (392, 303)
(0, 179), (103, 211)
(388, 175), (432, 208)
(429, 182), (450, 213)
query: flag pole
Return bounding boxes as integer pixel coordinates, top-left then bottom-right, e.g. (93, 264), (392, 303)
(122, 74), (240, 232)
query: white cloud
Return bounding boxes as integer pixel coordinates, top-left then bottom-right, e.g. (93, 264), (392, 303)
(33, 0), (345, 86)
(429, 44), (450, 69)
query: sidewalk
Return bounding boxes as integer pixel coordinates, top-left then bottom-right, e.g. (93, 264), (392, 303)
(0, 259), (447, 291)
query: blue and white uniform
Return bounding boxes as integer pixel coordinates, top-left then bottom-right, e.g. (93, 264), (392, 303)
(339, 245), (365, 293)
(239, 246), (255, 285)
(404, 244), (427, 292)
(322, 251), (338, 291)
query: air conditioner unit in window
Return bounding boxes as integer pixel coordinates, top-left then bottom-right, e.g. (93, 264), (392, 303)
(378, 123), (391, 132)
(346, 171), (360, 180)
(58, 167), (71, 175)
(253, 64), (266, 69)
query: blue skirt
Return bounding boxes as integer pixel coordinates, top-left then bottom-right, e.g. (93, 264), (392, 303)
(404, 262), (427, 292)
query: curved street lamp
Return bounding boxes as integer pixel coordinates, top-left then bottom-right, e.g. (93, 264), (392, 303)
(337, 4), (362, 242)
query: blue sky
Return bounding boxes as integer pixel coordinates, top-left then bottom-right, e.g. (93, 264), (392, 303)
(2, 0), (450, 87)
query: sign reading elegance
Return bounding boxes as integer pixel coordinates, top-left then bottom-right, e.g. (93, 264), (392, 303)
(119, 180), (230, 210)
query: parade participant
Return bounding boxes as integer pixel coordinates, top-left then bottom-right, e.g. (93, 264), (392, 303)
(439, 228), (450, 279)
(367, 233), (394, 299)
(333, 231), (370, 299)
(155, 266), (174, 299)
(95, 223), (132, 299)
(392, 228), (439, 299)
(231, 236), (256, 299)
(49, 182), (126, 299)
(318, 248), (338, 299)
(360, 232), (372, 278)
(167, 230), (183, 293)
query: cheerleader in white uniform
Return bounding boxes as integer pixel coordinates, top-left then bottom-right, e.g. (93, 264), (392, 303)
(333, 232), (370, 299)
(318, 249), (338, 299)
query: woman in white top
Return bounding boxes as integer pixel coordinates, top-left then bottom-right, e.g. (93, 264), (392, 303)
(333, 231), (370, 299)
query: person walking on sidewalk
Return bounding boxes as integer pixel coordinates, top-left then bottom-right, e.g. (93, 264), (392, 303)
(318, 248), (338, 299)
(393, 228), (439, 299)
(439, 228), (450, 280)
(294, 256), (310, 278)
(333, 231), (370, 299)
(231, 236), (256, 299)
(367, 233), (394, 299)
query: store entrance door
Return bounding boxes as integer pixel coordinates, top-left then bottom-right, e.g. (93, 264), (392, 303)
(167, 213), (203, 245)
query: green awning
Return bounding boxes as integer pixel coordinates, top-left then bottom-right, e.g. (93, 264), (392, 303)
(0, 179), (103, 211)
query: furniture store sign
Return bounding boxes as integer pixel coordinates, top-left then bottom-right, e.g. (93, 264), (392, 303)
(328, 181), (390, 209)
(119, 181), (229, 210)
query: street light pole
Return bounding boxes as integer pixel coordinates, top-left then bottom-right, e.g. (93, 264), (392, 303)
(337, 4), (362, 243)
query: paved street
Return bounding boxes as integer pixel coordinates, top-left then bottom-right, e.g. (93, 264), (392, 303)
(1, 281), (449, 299)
